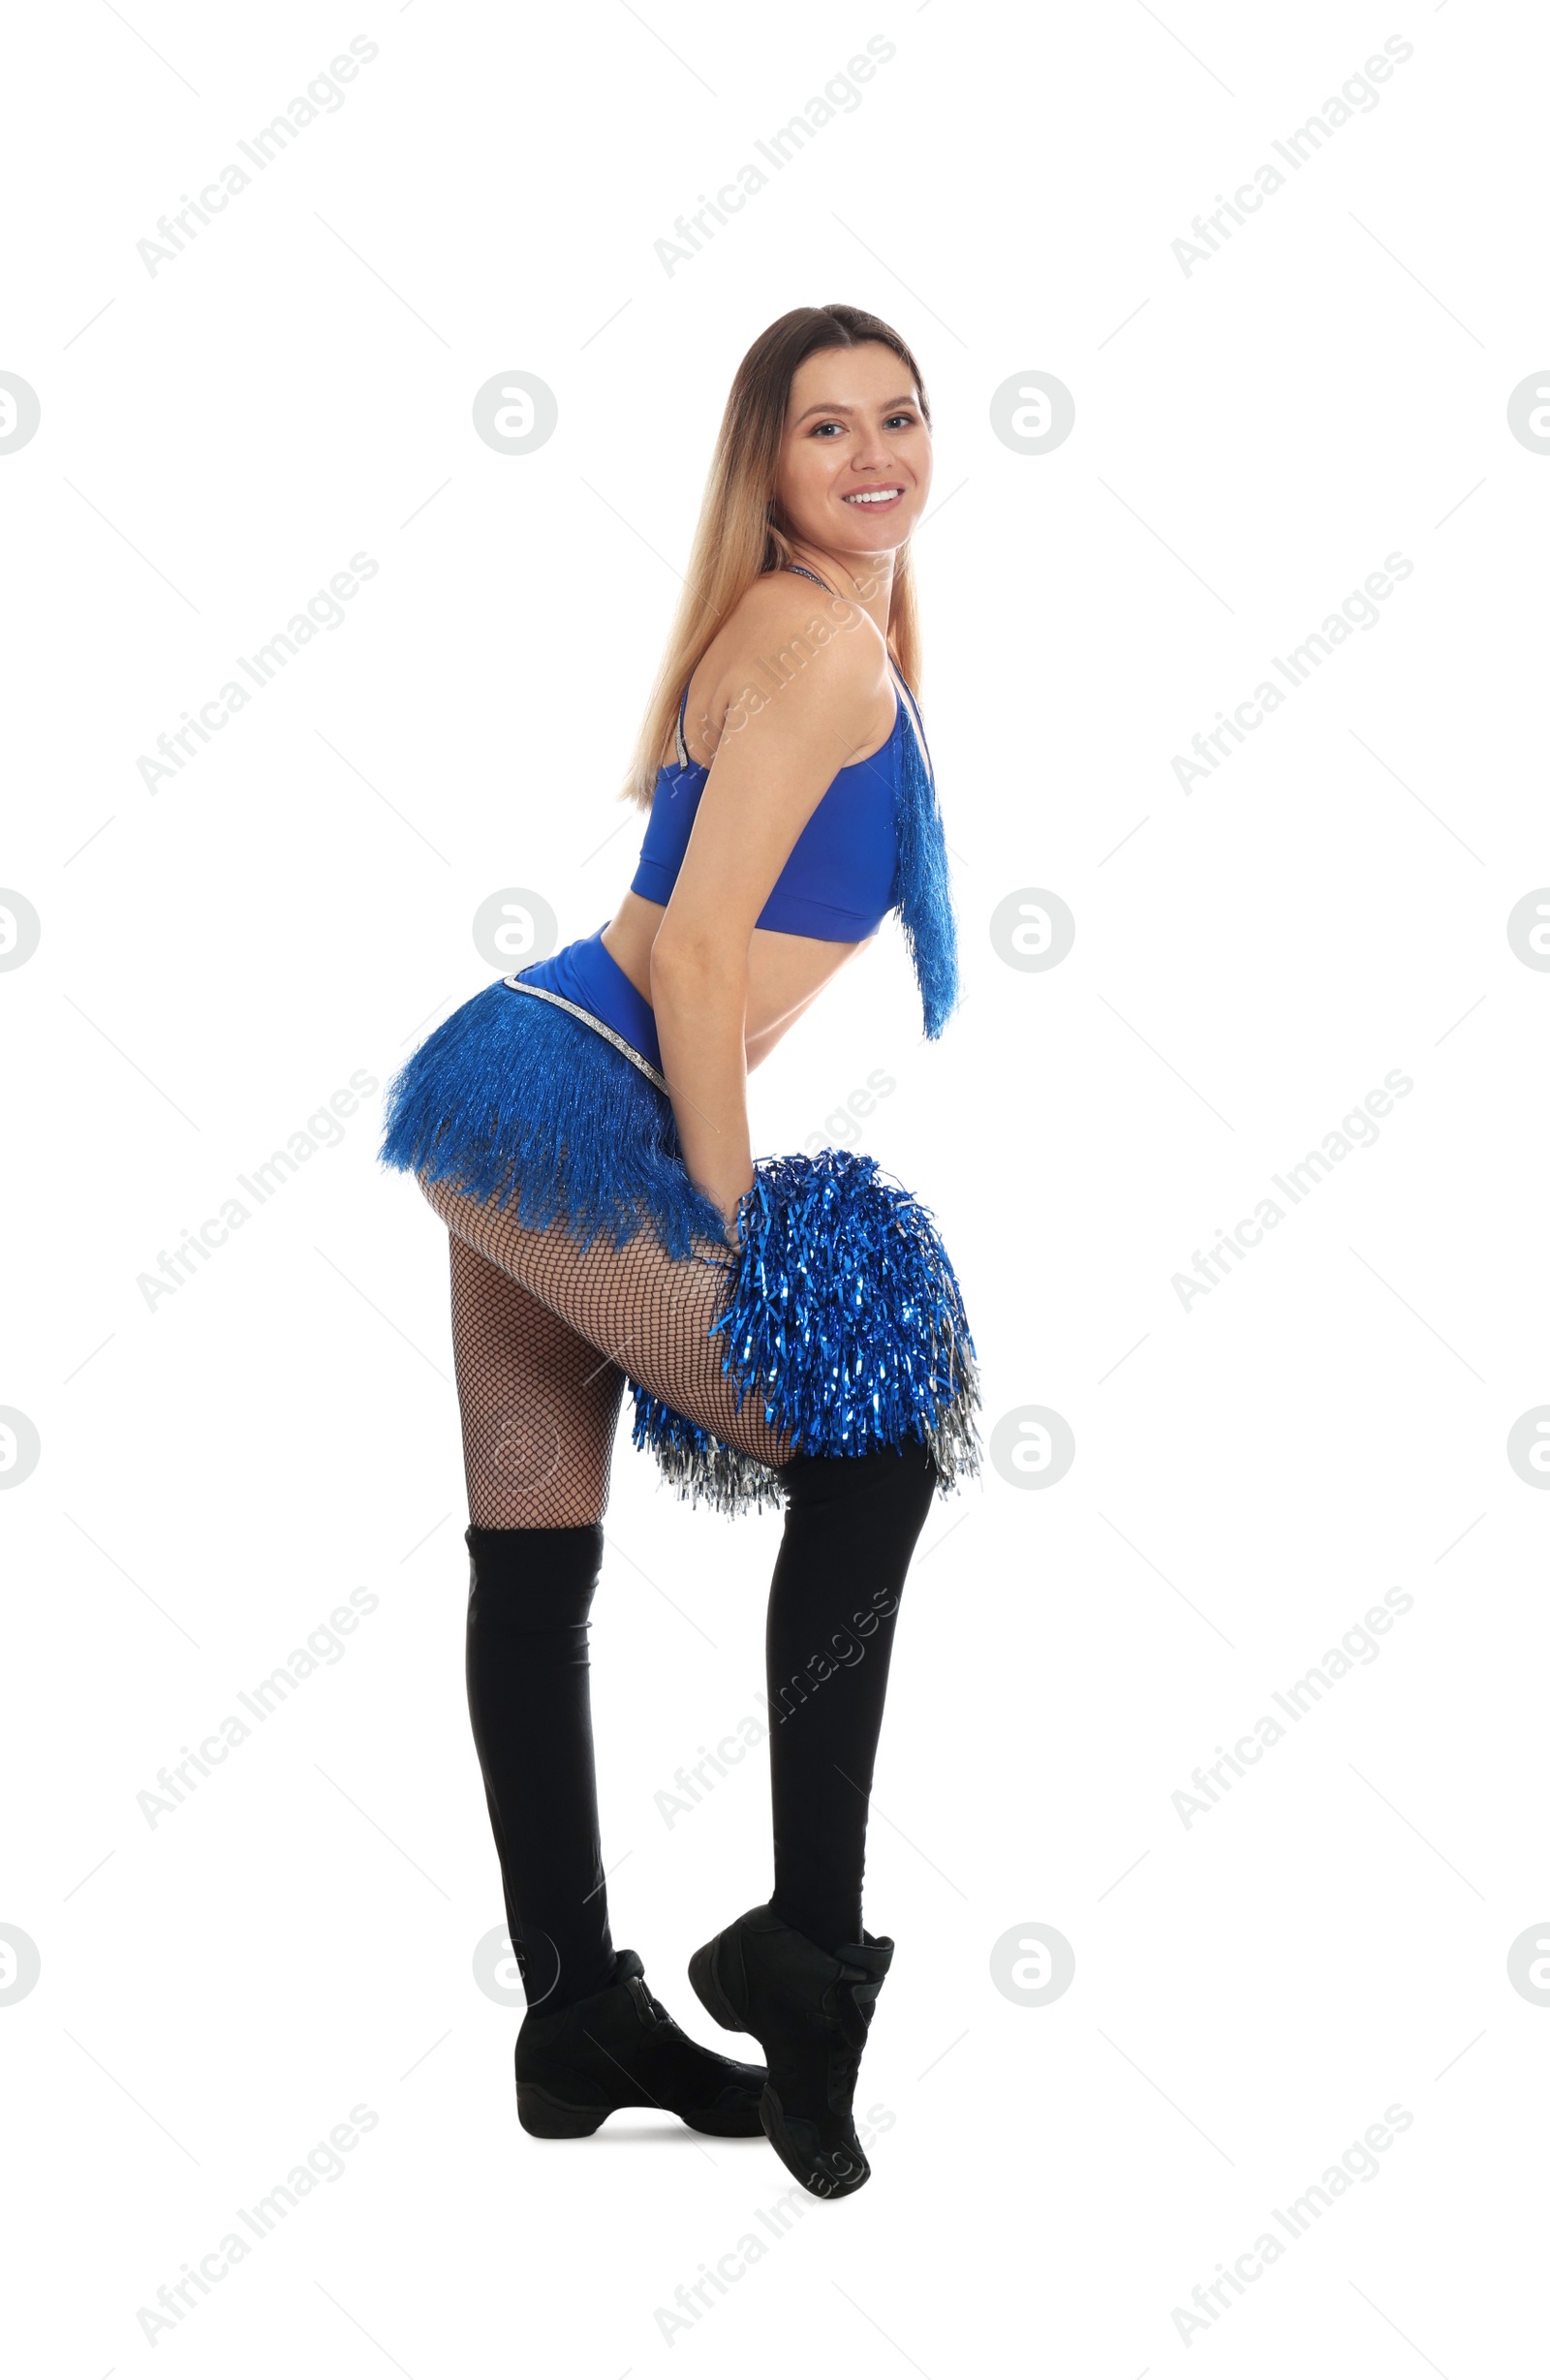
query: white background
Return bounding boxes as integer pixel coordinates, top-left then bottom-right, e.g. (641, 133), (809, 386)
(4, 1), (1546, 2370)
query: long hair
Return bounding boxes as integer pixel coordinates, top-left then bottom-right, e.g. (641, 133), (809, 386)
(618, 303), (931, 811)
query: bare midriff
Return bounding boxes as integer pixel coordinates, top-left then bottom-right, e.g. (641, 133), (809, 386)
(601, 894), (871, 1074)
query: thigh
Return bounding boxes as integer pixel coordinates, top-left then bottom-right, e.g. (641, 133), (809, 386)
(425, 1173), (797, 1471)
(448, 1228), (627, 1528)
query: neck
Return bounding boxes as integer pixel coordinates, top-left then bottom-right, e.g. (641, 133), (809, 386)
(784, 539), (896, 642)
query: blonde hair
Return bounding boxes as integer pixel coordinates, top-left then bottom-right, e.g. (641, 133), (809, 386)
(618, 303), (931, 812)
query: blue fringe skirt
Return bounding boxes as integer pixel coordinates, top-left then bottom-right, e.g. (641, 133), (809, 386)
(379, 978), (981, 1515)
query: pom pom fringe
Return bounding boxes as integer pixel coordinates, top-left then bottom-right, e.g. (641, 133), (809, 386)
(628, 1147), (981, 1516)
(892, 680), (960, 1042)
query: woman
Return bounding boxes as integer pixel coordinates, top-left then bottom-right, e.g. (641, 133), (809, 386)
(380, 303), (979, 2200)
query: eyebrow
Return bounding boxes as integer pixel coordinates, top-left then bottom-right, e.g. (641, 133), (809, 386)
(790, 392), (917, 424)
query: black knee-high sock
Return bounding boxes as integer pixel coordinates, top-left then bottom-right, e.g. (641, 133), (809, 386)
(764, 1440), (939, 1954)
(464, 1522), (618, 2013)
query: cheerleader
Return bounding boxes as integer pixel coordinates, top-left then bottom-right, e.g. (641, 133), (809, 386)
(381, 304), (978, 2199)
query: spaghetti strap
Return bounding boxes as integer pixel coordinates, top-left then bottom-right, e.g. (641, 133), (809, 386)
(785, 563), (920, 767)
(671, 569), (933, 785)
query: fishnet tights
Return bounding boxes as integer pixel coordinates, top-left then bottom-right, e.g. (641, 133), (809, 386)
(426, 1172), (797, 1526)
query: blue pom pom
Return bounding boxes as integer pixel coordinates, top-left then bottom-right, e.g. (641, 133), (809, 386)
(628, 1146), (980, 1514)
(892, 684), (961, 1042)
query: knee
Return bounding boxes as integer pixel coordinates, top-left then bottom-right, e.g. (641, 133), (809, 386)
(778, 1437), (940, 1524)
(465, 1522), (604, 1632)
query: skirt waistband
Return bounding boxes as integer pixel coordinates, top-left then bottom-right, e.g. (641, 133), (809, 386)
(509, 925), (664, 1072)
(505, 978), (669, 1095)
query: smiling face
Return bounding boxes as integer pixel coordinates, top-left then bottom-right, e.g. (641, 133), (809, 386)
(773, 340), (932, 567)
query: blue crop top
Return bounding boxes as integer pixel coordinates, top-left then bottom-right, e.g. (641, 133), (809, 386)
(629, 633), (923, 942)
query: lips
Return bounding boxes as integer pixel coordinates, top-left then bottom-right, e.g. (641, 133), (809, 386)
(841, 485), (906, 510)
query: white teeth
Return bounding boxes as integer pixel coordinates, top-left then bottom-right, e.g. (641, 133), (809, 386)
(844, 488), (902, 504)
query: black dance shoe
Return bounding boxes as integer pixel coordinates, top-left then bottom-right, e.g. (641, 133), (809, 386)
(689, 1903), (894, 2197)
(514, 1948), (766, 2138)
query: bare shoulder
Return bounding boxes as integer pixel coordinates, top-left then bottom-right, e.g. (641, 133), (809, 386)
(684, 572), (888, 767)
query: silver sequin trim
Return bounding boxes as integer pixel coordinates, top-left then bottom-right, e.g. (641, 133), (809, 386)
(503, 977), (670, 1094)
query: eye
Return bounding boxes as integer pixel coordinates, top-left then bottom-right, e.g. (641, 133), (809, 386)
(809, 411), (920, 438)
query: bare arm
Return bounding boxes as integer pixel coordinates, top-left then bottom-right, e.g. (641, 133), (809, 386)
(649, 626), (887, 1236)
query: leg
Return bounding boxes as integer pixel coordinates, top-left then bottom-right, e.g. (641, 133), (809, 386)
(765, 1440), (940, 1951)
(434, 1175), (936, 1956)
(446, 1226), (768, 2134)
(426, 1174), (798, 1470)
(450, 1234), (625, 2011)
(449, 1229), (626, 1528)
(687, 1443), (938, 2200)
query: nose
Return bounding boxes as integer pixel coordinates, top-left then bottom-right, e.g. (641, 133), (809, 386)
(849, 417), (897, 473)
